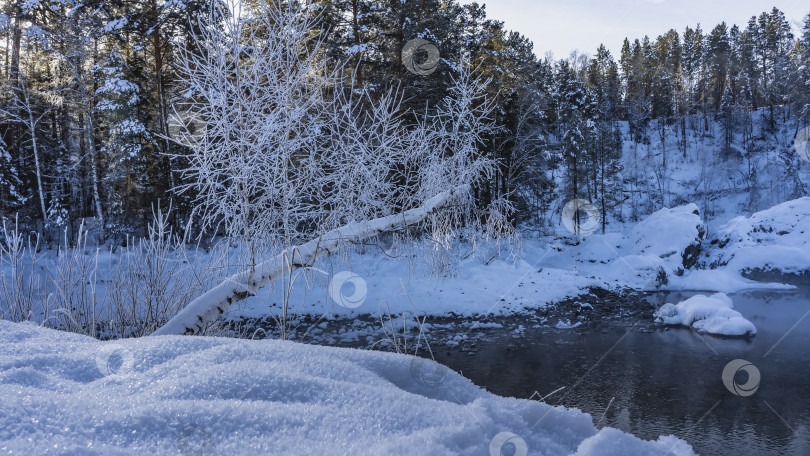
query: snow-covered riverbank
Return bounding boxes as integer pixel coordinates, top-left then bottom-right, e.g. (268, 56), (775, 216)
(5, 197), (804, 342)
(230, 199), (803, 327)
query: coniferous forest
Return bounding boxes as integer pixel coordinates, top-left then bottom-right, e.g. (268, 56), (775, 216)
(0, 1), (809, 242)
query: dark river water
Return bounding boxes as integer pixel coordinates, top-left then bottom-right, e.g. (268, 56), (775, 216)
(433, 286), (810, 456)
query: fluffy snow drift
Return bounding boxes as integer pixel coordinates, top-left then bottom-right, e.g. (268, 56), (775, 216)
(0, 321), (696, 455)
(654, 293), (757, 336)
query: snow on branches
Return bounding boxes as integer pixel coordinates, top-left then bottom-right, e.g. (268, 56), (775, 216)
(159, 0), (508, 334)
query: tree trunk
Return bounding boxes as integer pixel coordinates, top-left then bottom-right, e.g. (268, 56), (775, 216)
(25, 96), (47, 224)
(152, 185), (470, 336)
(601, 146), (606, 234)
(10, 14), (20, 81)
(84, 100), (104, 235)
(150, 2), (176, 193)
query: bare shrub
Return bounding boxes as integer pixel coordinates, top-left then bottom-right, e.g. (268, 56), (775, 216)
(0, 217), (47, 322)
(0, 208), (235, 339)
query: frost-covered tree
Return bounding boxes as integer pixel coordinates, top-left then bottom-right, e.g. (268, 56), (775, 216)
(155, 0), (502, 335)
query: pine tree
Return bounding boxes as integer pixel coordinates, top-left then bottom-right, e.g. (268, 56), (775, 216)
(719, 77), (735, 150)
(799, 14), (810, 125)
(94, 47), (148, 234)
(707, 23), (731, 111)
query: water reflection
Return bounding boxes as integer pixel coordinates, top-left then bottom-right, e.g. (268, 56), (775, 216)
(434, 287), (810, 455)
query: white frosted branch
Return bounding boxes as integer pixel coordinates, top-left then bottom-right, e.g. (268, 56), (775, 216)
(151, 185), (469, 336)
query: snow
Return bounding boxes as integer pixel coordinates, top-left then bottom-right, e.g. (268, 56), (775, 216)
(664, 269), (795, 293)
(20, 0), (39, 14)
(224, 200), (795, 325)
(112, 119), (146, 135)
(627, 203), (703, 271)
(556, 319), (582, 329)
(25, 25), (47, 41)
(96, 78), (140, 96)
(654, 293), (757, 336)
(345, 43), (371, 55)
(230, 240), (598, 323)
(103, 17), (128, 33)
(706, 197), (810, 275)
(0, 320), (696, 455)
(3, 195), (797, 340)
(572, 427), (693, 456)
(154, 186), (473, 335)
(469, 321), (504, 329)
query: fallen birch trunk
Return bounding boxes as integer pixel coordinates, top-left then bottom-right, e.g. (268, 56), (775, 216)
(152, 185), (469, 336)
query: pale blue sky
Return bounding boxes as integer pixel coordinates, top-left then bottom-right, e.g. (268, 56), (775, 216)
(462, 0), (810, 60)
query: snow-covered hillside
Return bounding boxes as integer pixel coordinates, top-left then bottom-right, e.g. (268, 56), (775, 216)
(704, 197), (810, 275)
(611, 110), (808, 232)
(0, 320), (696, 455)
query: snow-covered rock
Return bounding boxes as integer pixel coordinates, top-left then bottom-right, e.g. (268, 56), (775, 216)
(602, 204), (705, 289)
(0, 321), (696, 455)
(654, 293), (757, 336)
(556, 319), (583, 329)
(628, 203), (705, 271)
(706, 197), (810, 275)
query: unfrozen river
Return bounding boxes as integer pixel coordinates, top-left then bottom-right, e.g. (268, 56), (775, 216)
(434, 286), (810, 456)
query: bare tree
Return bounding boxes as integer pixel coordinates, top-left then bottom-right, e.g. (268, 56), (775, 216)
(156, 0), (504, 335)
(0, 71), (49, 224)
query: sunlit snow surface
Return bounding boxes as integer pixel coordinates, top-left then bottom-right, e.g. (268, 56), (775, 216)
(0, 321), (696, 455)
